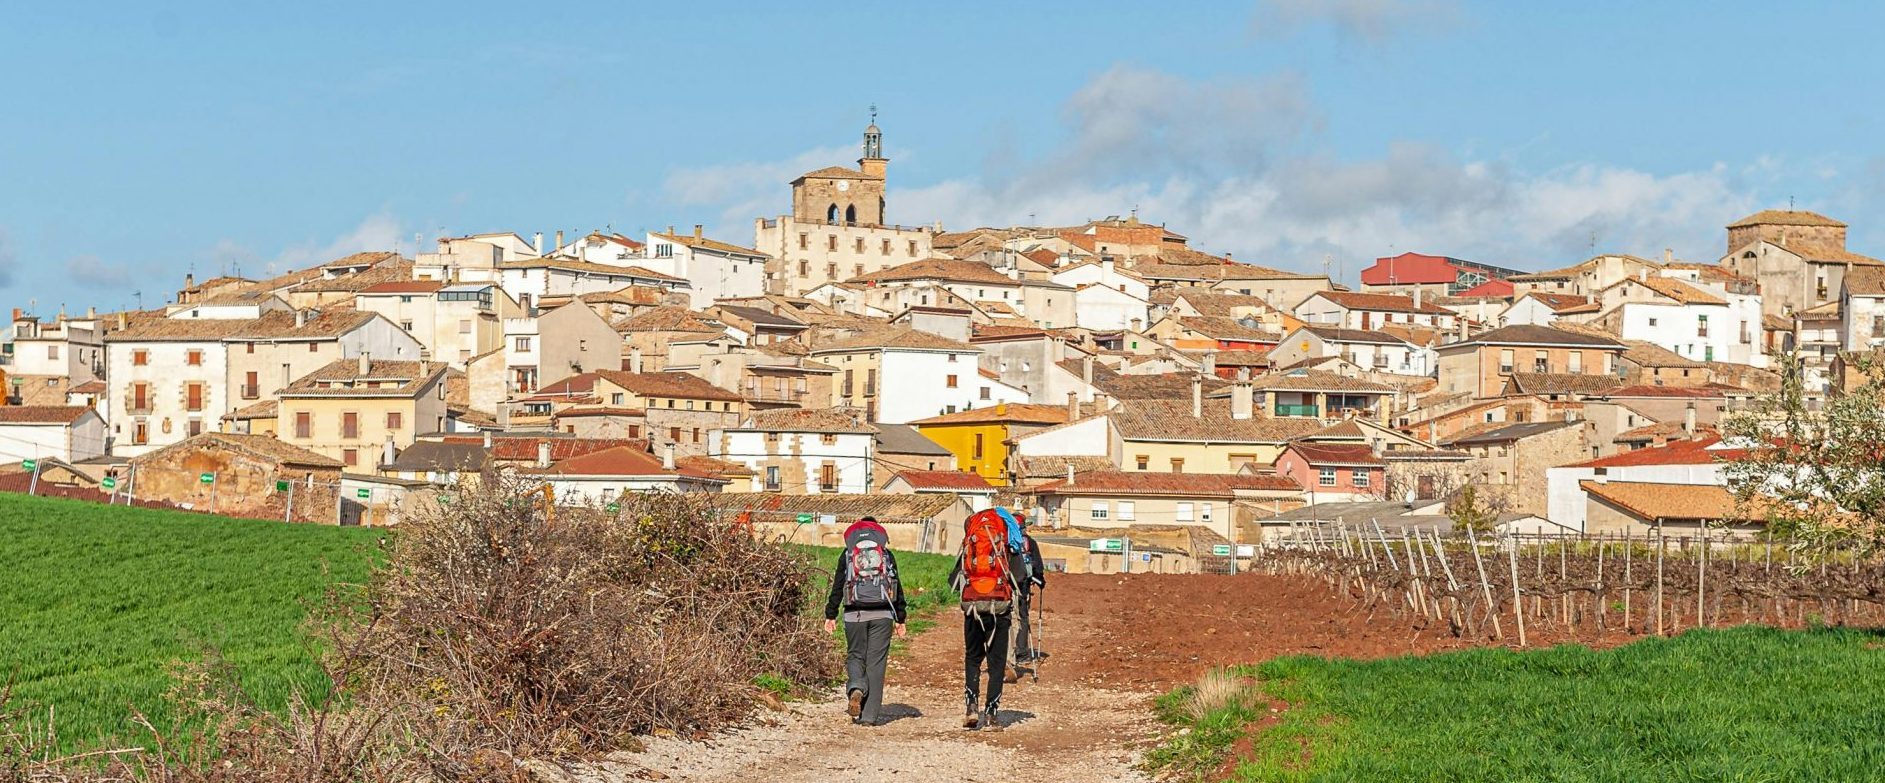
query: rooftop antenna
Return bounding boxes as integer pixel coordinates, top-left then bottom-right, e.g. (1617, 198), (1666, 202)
(1789, 195), (1796, 209)
(869, 103), (877, 124)
(132, 291), (142, 310)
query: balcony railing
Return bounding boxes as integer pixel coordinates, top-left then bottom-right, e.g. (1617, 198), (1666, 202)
(240, 384), (260, 400)
(1275, 403), (1320, 417)
(746, 389), (809, 403)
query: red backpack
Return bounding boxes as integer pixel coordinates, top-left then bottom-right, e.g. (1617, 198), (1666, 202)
(957, 510), (1013, 602)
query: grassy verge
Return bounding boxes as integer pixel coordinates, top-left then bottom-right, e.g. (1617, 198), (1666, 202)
(1150, 626), (1885, 782)
(798, 545), (957, 654)
(0, 493), (381, 753)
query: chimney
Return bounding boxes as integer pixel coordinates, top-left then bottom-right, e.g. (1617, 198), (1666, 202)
(1231, 377), (1253, 420)
(184, 273), (195, 289)
(1129, 317), (1143, 332)
(1067, 390), (1081, 419)
(1203, 351), (1218, 377)
(536, 441), (552, 469)
(1413, 287), (1422, 310)
(1102, 258), (1115, 277)
(483, 430), (493, 448)
(629, 346), (644, 374)
(10, 308), (19, 321)
(555, 230), (564, 253)
(357, 352), (370, 375)
(86, 306), (95, 318)
(1683, 403), (1696, 436)
(1082, 356), (1094, 386)
(498, 402), (511, 428)
(295, 309), (307, 328)
(662, 442), (677, 470)
(534, 232), (544, 255)
(693, 224), (703, 239)
(667, 225), (675, 236)
(1191, 375), (1203, 418)
(1066, 464), (1075, 485)
(116, 312), (126, 330)
(1664, 248), (1673, 264)
(1371, 438), (1384, 457)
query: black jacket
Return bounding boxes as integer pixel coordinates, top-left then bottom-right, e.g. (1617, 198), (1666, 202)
(825, 548), (908, 623)
(1020, 534), (1045, 590)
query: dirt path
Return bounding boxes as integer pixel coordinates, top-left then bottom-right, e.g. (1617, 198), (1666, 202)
(592, 572), (1540, 782)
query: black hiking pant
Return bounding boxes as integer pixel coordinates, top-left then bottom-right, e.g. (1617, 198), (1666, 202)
(963, 608), (1011, 713)
(843, 617), (893, 723)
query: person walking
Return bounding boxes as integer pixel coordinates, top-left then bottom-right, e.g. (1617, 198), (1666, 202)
(823, 517), (907, 726)
(951, 509), (1019, 730)
(1006, 524), (1046, 680)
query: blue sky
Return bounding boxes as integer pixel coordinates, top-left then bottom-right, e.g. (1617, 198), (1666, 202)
(4, 1), (1883, 312)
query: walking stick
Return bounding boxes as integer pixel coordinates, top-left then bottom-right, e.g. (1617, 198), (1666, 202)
(1031, 583), (1045, 683)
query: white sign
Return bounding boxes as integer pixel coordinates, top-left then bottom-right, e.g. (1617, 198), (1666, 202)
(819, 513), (837, 526)
(1236, 545), (1257, 558)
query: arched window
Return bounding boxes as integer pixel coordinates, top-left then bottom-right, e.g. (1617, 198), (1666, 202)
(827, 204), (840, 224)
(845, 205), (857, 225)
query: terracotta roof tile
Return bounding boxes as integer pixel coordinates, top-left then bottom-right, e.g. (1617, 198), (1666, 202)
(1285, 442), (1385, 466)
(1448, 324), (1626, 349)
(650, 232), (768, 258)
(1026, 470), (1301, 497)
(891, 470), (996, 492)
(614, 306), (724, 334)
(358, 281), (446, 294)
(1307, 291), (1455, 315)
(1113, 399), (1325, 443)
(849, 258), (1020, 286)
(812, 326), (976, 353)
(437, 435), (649, 463)
(0, 405), (93, 424)
(1503, 373), (1623, 396)
(1580, 480), (1762, 522)
(735, 408), (876, 433)
(1252, 369), (1394, 393)
(593, 370), (743, 402)
(281, 359), (447, 397)
(131, 432), (343, 468)
(911, 403), (1070, 427)
(1726, 210), (1845, 229)
(1174, 316), (1284, 342)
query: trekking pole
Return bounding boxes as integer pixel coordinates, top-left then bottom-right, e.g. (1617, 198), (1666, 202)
(1032, 584), (1045, 683)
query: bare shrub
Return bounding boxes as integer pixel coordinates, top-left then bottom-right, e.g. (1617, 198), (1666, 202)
(357, 475), (833, 772)
(5, 476), (831, 780)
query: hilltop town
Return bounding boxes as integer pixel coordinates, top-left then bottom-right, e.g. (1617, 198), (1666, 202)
(1, 120), (1871, 564)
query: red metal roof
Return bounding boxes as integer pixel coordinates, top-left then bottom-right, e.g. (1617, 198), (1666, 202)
(1361, 253), (1465, 286)
(1457, 279), (1514, 297)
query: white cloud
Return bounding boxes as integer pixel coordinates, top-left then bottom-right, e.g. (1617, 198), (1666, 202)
(661, 65), (1778, 278)
(65, 254), (134, 290)
(662, 145), (855, 236)
(1251, 0), (1460, 42)
(235, 212), (405, 278)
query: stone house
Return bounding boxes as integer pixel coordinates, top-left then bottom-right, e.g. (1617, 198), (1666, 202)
(1433, 324), (1627, 398)
(1441, 420), (1586, 515)
(126, 432), (343, 524)
(711, 408), (878, 494)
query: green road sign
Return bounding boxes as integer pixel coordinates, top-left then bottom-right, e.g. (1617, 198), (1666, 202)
(795, 512), (814, 525)
(199, 472), (215, 484)
(1089, 538), (1124, 553)
(439, 495), (452, 505)
(1211, 544), (1233, 557)
(20, 459), (35, 471)
(606, 502), (620, 513)
(356, 488), (370, 499)
(275, 479), (290, 492)
(101, 476), (116, 490)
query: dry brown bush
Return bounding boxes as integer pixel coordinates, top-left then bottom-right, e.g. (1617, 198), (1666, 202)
(6, 475), (833, 782)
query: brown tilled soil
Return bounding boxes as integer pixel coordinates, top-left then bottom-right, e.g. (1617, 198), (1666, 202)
(589, 572), (1642, 782)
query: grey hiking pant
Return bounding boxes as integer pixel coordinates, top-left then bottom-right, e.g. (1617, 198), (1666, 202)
(844, 617), (894, 723)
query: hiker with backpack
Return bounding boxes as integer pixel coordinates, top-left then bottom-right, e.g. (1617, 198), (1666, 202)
(1007, 521), (1046, 676)
(950, 508), (1020, 730)
(823, 517), (907, 726)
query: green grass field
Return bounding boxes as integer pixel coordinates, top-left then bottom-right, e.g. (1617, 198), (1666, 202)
(0, 494), (383, 752)
(0, 495), (956, 751)
(1153, 626), (1885, 782)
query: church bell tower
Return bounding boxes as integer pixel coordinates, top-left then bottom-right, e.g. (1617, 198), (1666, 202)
(859, 105), (886, 180)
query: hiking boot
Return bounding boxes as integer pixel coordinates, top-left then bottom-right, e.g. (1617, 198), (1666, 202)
(1003, 668), (1021, 684)
(979, 709), (1003, 732)
(846, 689), (864, 719)
(962, 710), (981, 730)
